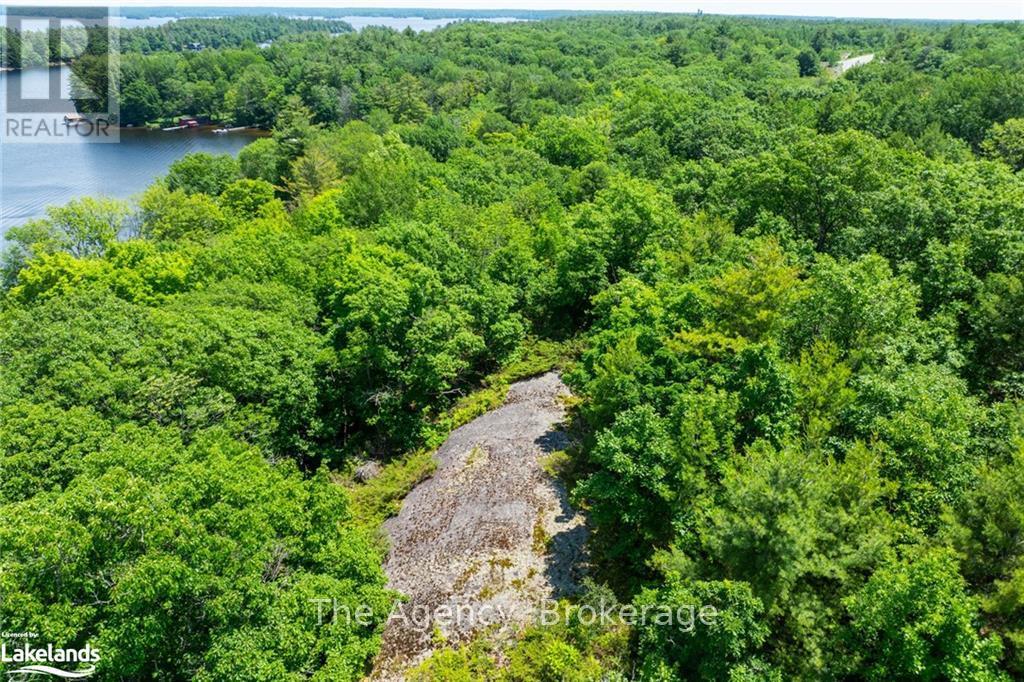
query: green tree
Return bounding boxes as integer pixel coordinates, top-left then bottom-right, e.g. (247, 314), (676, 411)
(531, 113), (610, 168)
(15, 197), (132, 259)
(166, 152), (241, 196)
(797, 49), (821, 77)
(238, 138), (283, 185)
(231, 62), (283, 127)
(140, 185), (230, 242)
(370, 73), (431, 124)
(951, 448), (1024, 675)
(284, 148), (341, 202)
(336, 139), (425, 227)
(573, 404), (698, 581)
(693, 442), (898, 676)
(219, 178), (280, 219)
(982, 118), (1024, 171)
(636, 579), (775, 681)
(119, 78), (161, 125)
(970, 273), (1024, 398)
(843, 549), (1005, 681)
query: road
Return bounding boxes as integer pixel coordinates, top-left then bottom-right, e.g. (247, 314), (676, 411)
(832, 52), (875, 75)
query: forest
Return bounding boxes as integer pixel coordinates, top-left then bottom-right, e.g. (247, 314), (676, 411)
(0, 17), (352, 69)
(2, 11), (1024, 681)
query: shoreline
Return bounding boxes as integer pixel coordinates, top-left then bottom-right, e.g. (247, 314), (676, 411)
(0, 62), (68, 72)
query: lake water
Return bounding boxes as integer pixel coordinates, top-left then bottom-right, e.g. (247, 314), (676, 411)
(300, 15), (522, 31)
(0, 16), (523, 241)
(1, 67), (258, 238)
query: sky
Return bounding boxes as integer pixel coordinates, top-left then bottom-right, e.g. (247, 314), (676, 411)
(1, 0), (1021, 21)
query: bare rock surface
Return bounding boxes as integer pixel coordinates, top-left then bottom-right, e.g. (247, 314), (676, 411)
(373, 372), (587, 677)
(354, 460), (383, 483)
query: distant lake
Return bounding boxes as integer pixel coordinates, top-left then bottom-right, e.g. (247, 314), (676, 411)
(6, 13), (523, 32)
(297, 15), (523, 31)
(1, 67), (258, 238)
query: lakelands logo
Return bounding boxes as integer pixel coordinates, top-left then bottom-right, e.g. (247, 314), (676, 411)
(1, 636), (99, 679)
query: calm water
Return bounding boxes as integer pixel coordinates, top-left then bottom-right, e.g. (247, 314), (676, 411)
(0, 16), (523, 241)
(303, 15), (522, 31)
(1, 67), (257, 238)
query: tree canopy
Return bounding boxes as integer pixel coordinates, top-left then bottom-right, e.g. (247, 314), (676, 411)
(3, 11), (1024, 681)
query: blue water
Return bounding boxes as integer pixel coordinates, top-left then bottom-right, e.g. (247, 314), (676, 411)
(1, 67), (258, 237)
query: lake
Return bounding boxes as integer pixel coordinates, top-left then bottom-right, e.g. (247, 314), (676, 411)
(296, 15), (522, 31)
(0, 15), (524, 242)
(0, 67), (259, 238)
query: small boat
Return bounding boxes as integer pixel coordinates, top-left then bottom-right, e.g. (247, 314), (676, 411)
(63, 113), (86, 124)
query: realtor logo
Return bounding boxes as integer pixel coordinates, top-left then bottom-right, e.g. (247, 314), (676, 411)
(1, 6), (118, 143)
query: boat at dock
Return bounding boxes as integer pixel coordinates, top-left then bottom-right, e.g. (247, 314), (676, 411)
(163, 118), (200, 131)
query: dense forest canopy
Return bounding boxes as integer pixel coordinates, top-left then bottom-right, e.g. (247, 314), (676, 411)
(116, 16), (353, 53)
(2, 11), (1024, 681)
